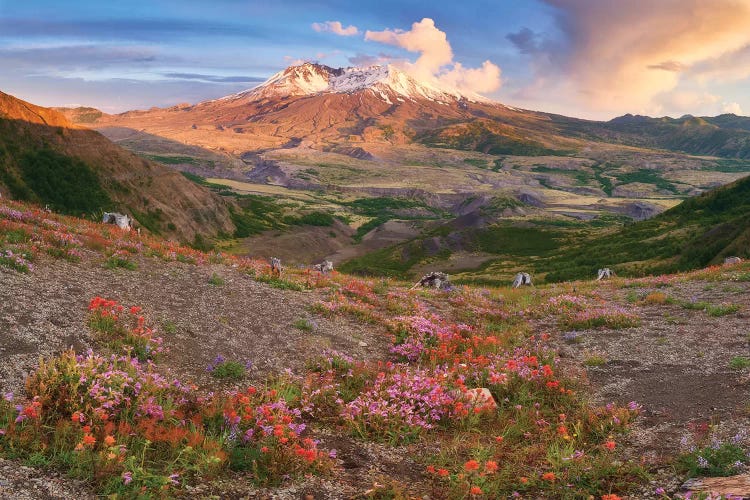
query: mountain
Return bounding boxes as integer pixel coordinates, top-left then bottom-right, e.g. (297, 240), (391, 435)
(0, 91), (234, 242)
(69, 62), (750, 161)
(231, 62), (481, 103)
(570, 113), (750, 158)
(84, 62), (580, 154)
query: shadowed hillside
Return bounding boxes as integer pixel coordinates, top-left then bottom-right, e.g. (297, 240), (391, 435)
(0, 91), (235, 243)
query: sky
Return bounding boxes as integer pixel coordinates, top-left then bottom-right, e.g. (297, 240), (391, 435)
(1, 0), (750, 119)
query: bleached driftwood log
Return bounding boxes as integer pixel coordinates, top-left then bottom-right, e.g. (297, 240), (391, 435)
(270, 257), (283, 276)
(102, 212), (132, 230)
(597, 268), (615, 280)
(313, 260), (334, 274)
(512, 272), (533, 288)
(682, 474), (750, 498)
(411, 271), (452, 290)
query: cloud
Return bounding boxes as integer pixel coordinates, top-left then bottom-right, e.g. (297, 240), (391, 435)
(511, 0), (750, 115)
(689, 44), (750, 83)
(312, 21), (358, 36)
(162, 73), (265, 83)
(648, 61), (688, 72)
(506, 28), (542, 55)
(439, 61), (503, 94)
(348, 52), (398, 67)
(0, 45), (161, 72)
(653, 90), (720, 115)
(364, 18), (502, 95)
(723, 101), (743, 114)
(0, 74), (254, 113)
(0, 17), (278, 43)
(365, 18), (453, 82)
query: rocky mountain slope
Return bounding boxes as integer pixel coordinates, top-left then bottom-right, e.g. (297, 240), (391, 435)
(0, 91), (234, 242)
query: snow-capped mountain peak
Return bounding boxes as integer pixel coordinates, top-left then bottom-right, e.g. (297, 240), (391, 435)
(231, 62), (483, 104)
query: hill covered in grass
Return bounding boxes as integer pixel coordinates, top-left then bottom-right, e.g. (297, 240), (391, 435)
(338, 173), (750, 287)
(596, 113), (750, 158)
(539, 173), (750, 282)
(0, 91), (234, 242)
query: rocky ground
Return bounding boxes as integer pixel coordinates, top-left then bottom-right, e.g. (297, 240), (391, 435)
(0, 255), (389, 396)
(548, 277), (750, 498)
(0, 255), (417, 499)
(2, 254), (750, 498)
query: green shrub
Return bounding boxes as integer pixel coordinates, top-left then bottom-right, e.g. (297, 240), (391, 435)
(729, 356), (750, 370)
(254, 274), (305, 291)
(293, 318), (314, 331)
(583, 355), (607, 367)
(706, 303), (740, 317)
(678, 442), (746, 477)
(287, 211), (335, 227)
(208, 273), (225, 286)
(210, 360), (246, 380)
(104, 255), (137, 270)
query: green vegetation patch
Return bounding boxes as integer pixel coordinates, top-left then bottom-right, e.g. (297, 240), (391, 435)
(340, 240), (428, 277)
(286, 211), (335, 227)
(474, 225), (564, 256)
(614, 169), (678, 194)
(17, 148), (112, 215)
(343, 197), (445, 243)
(420, 121), (571, 156)
(131, 209), (164, 235)
(532, 165), (594, 186)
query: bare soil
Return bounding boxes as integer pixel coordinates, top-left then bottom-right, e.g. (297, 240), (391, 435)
(3, 256), (750, 498)
(553, 280), (750, 465)
(0, 255), (390, 395)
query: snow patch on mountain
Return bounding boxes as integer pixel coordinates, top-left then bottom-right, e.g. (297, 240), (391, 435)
(229, 62), (490, 104)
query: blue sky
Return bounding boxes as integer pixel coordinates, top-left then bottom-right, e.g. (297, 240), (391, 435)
(2, 0), (749, 119)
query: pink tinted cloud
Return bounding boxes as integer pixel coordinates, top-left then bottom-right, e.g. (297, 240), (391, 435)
(365, 18), (501, 95)
(512, 0), (750, 114)
(312, 21), (358, 37)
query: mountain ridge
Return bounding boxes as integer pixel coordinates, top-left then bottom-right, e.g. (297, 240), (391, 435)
(57, 62), (750, 160)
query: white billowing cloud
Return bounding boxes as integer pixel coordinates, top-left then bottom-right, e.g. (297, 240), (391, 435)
(365, 18), (502, 95)
(723, 101), (743, 114)
(365, 18), (453, 82)
(652, 90), (720, 115)
(690, 44), (750, 83)
(511, 0), (750, 115)
(439, 61), (503, 94)
(312, 21), (358, 37)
